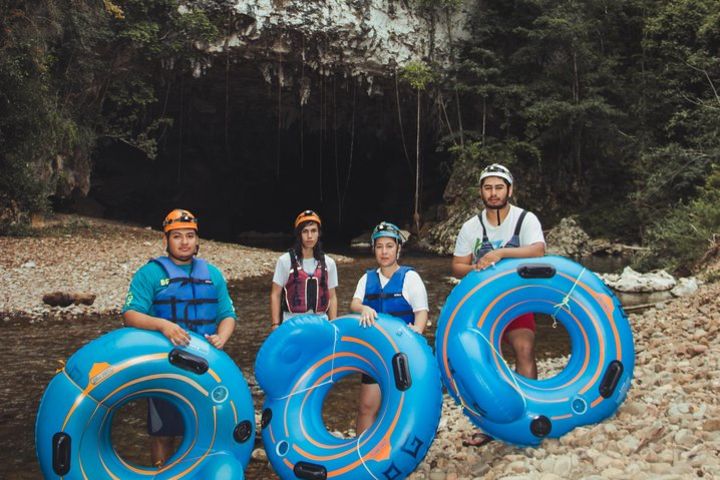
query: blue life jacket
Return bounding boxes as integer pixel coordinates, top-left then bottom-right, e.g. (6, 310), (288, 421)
(363, 266), (415, 324)
(473, 209), (528, 262)
(151, 256), (219, 336)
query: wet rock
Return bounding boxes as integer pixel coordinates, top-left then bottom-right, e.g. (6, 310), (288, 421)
(42, 292), (96, 307)
(671, 277), (699, 297)
(251, 448), (267, 460)
(600, 266), (676, 292)
(428, 470), (445, 480)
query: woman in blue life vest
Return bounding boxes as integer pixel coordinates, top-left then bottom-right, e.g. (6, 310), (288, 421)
(350, 221), (429, 434)
(270, 210), (338, 330)
(122, 209), (238, 467)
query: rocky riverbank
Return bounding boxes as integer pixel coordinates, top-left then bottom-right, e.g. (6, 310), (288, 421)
(0, 215), (282, 319)
(1, 215), (718, 479)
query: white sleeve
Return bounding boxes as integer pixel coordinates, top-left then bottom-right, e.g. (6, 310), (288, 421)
(520, 212), (545, 246)
(403, 271), (429, 312)
(453, 221), (473, 257)
(271, 254), (291, 287)
(325, 256), (339, 289)
(353, 274), (368, 301)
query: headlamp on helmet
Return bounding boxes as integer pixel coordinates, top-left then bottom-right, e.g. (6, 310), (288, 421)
(371, 221), (404, 245)
(294, 210), (322, 229)
(163, 209), (198, 233)
(479, 163), (514, 186)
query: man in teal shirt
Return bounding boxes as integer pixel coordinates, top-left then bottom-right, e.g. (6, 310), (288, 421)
(122, 209), (237, 467)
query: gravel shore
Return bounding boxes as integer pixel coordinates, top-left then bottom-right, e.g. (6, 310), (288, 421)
(2, 215), (718, 479)
(0, 215), (282, 319)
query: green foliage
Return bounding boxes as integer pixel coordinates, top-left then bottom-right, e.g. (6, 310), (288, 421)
(400, 61), (437, 91)
(635, 167), (720, 274)
(441, 0), (720, 259)
(0, 0), (228, 227)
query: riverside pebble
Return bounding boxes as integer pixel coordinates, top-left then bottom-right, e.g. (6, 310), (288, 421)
(1, 215), (719, 479)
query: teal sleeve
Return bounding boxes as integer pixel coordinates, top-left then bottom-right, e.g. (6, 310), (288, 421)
(121, 262), (165, 314)
(208, 265), (237, 322)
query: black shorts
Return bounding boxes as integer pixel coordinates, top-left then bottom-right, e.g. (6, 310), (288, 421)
(147, 397), (184, 437)
(361, 373), (378, 385)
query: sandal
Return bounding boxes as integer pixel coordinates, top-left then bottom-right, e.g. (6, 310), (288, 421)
(462, 432), (494, 447)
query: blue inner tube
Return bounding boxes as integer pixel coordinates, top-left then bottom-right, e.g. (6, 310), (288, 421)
(35, 328), (255, 479)
(255, 314), (442, 480)
(435, 256), (635, 446)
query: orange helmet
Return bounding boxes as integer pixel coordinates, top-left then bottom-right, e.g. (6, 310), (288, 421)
(294, 210), (322, 229)
(163, 209), (198, 233)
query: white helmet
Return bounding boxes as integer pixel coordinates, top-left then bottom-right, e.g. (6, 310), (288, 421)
(479, 163), (513, 185)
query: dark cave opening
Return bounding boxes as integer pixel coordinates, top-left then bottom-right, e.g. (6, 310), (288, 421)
(80, 59), (450, 245)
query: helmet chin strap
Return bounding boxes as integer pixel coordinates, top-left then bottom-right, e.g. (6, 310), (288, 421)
(483, 199), (509, 225)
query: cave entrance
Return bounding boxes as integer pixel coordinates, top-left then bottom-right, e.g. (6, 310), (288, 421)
(84, 59), (449, 245)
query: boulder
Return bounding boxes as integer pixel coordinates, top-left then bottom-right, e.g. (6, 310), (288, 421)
(671, 277), (699, 297)
(545, 217), (591, 257)
(599, 267), (676, 293)
(42, 292), (96, 307)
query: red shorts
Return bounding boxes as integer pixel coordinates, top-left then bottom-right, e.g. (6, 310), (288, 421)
(502, 313), (536, 342)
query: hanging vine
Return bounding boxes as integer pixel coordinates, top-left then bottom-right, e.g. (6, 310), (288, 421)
(340, 79), (357, 224)
(275, 54), (283, 179)
(400, 61), (436, 236)
(395, 69), (413, 176)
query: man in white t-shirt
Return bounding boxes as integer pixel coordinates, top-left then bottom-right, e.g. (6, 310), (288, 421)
(452, 164), (545, 445)
(270, 210), (338, 329)
(351, 221), (429, 434)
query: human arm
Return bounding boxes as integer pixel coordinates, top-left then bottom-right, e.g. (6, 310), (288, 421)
(351, 273), (376, 327)
(451, 221), (477, 279)
(270, 282), (283, 330)
(326, 287), (338, 320)
(404, 270), (429, 334)
(269, 254), (290, 330)
(409, 310), (428, 334)
(451, 254), (475, 278)
(472, 242), (546, 270)
(453, 242), (545, 274)
(350, 297), (377, 327)
(122, 310), (190, 346)
(204, 317), (235, 349)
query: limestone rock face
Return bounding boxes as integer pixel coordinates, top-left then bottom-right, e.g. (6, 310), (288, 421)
(219, 0), (467, 75)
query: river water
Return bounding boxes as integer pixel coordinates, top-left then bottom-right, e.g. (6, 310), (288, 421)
(0, 252), (645, 479)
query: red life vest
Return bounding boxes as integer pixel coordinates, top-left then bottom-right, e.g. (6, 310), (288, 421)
(283, 249), (329, 314)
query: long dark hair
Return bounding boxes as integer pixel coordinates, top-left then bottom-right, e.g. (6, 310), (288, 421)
(291, 221), (328, 291)
(292, 221), (324, 260)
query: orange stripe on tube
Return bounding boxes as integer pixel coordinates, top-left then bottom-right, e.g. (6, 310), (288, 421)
(283, 351), (373, 437)
(440, 271), (516, 383)
(325, 395), (405, 477)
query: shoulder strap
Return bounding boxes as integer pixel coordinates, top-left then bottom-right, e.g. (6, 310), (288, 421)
(150, 256), (186, 279)
(477, 213), (489, 243)
(513, 209), (528, 237)
(288, 249), (300, 279)
(190, 258), (212, 281)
